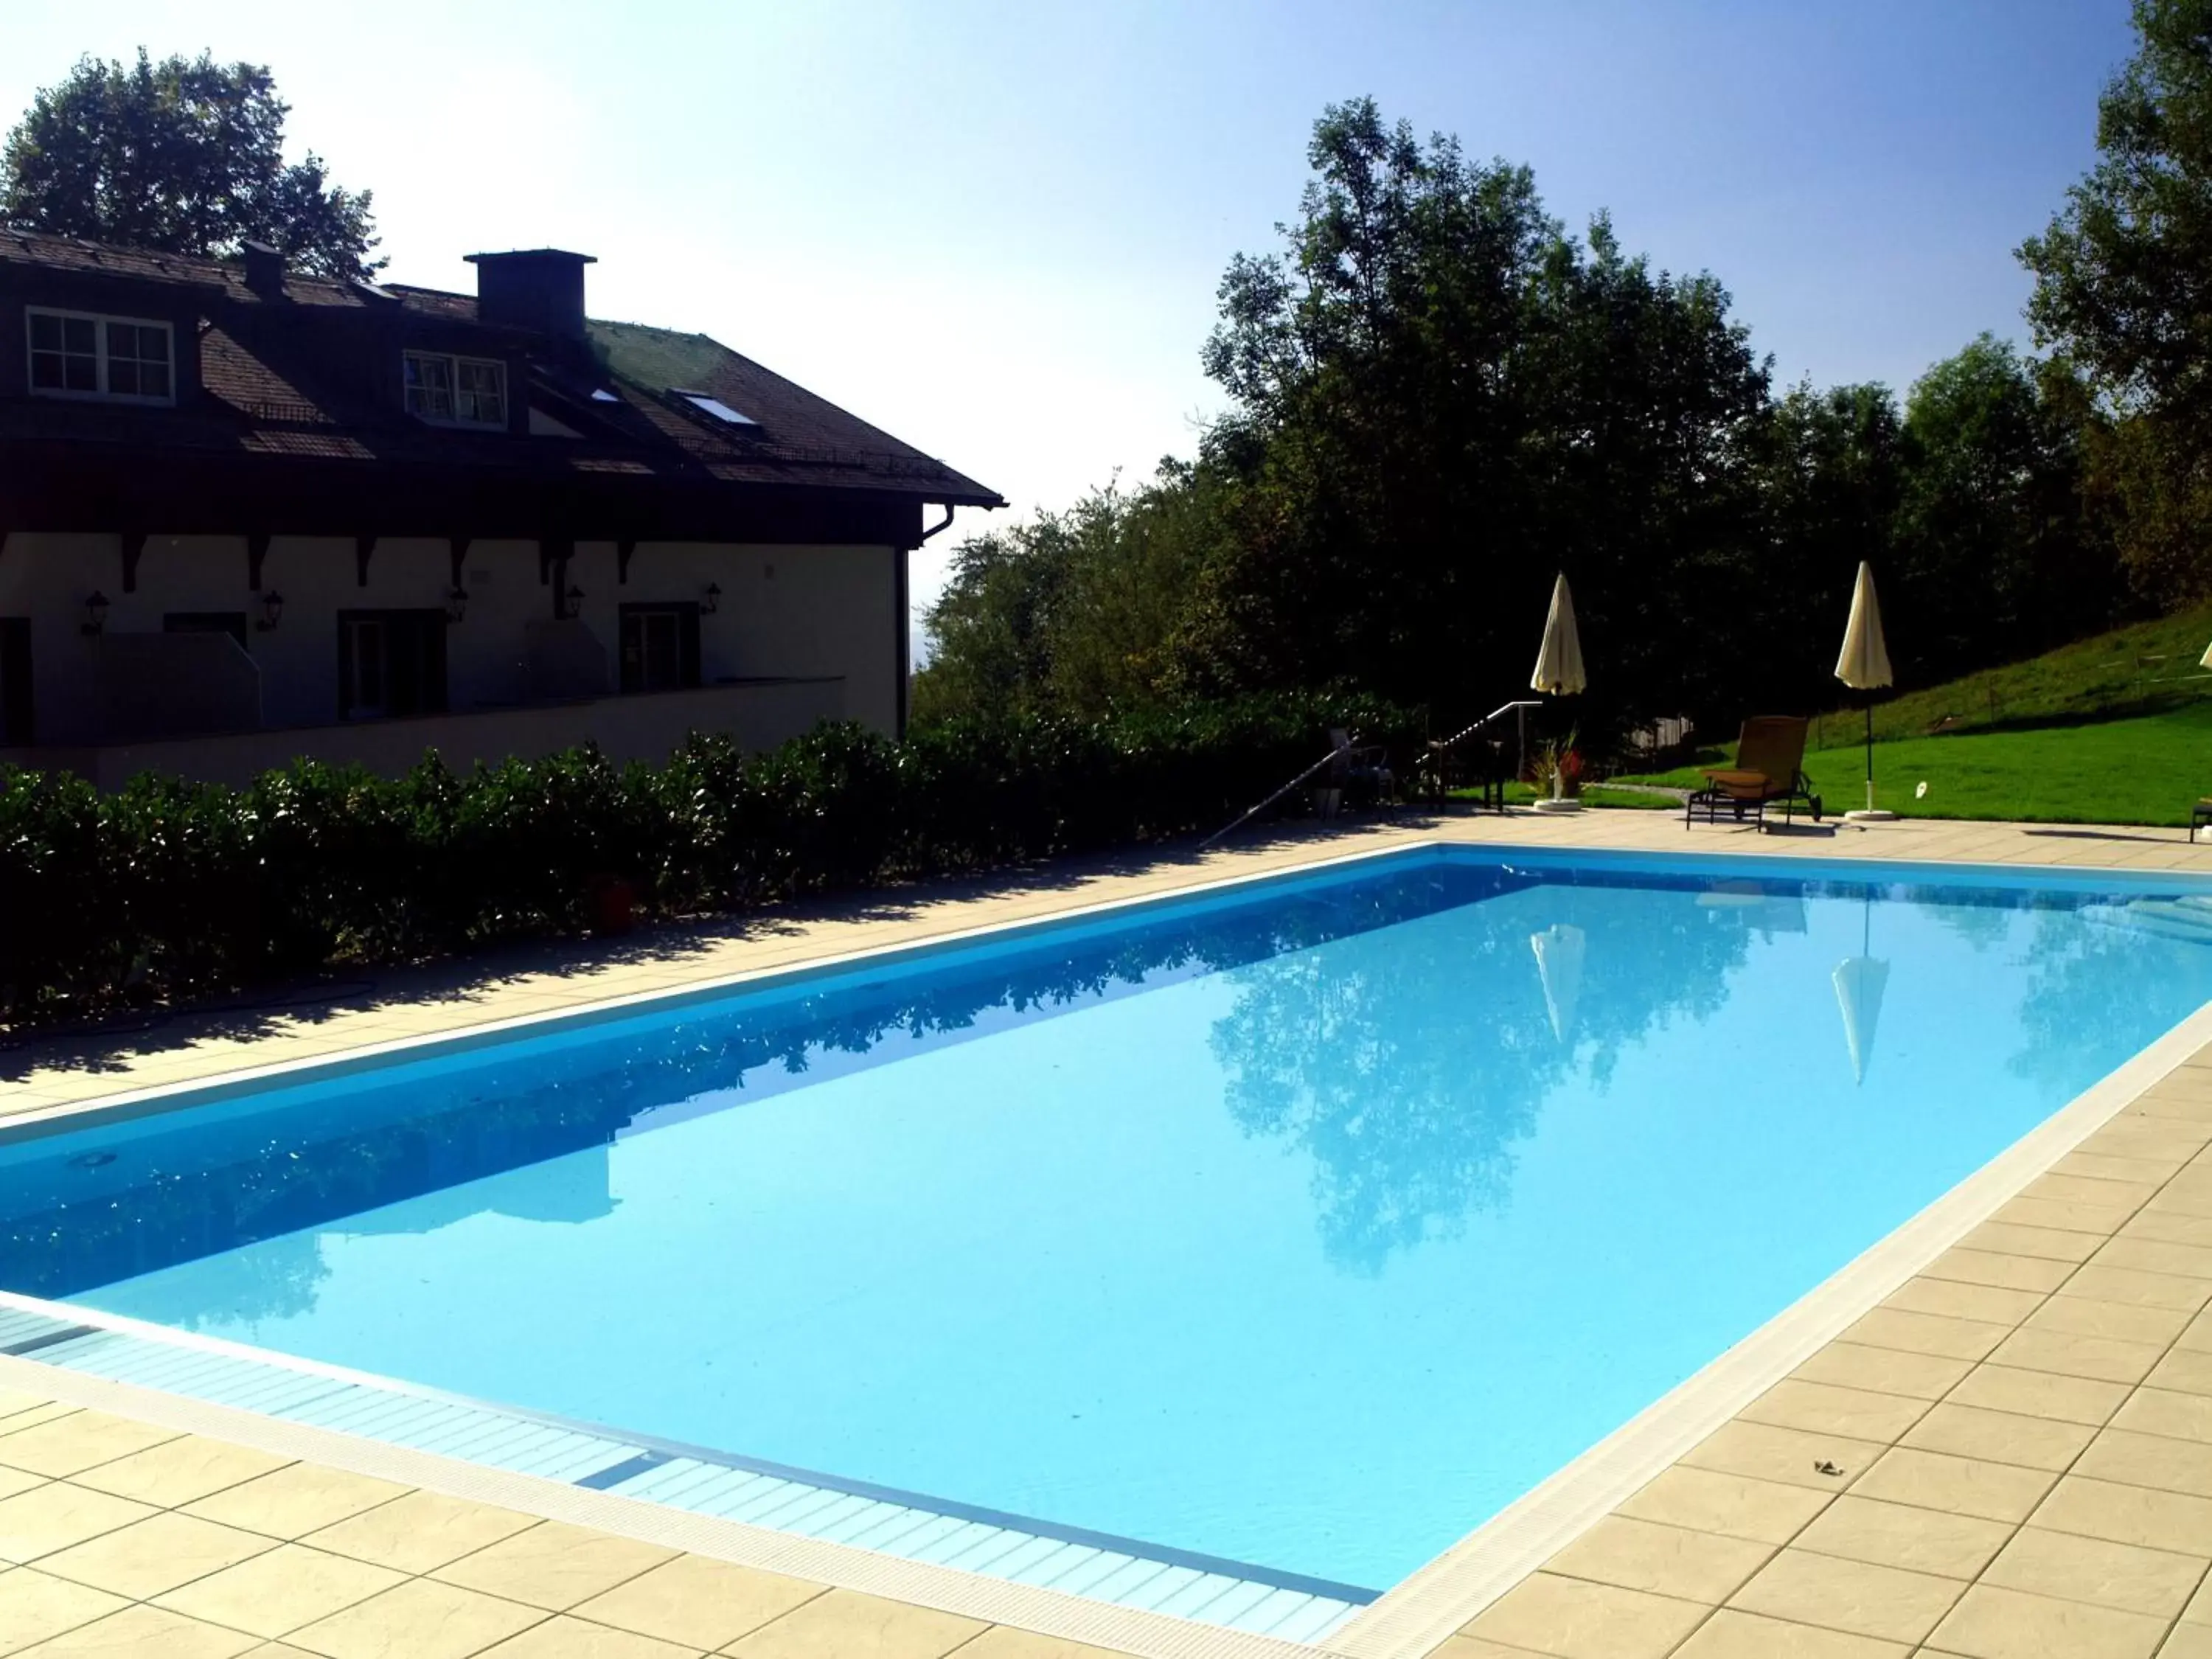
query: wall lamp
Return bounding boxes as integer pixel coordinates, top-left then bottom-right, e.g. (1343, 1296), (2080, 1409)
(80, 591), (109, 636)
(445, 585), (470, 625)
(255, 590), (285, 632)
(702, 581), (722, 616)
(560, 582), (585, 620)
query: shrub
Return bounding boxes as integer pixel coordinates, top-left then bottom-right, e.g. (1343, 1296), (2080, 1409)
(0, 692), (1416, 1027)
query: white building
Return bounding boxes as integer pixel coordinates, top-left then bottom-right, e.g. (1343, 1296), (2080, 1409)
(0, 234), (1001, 787)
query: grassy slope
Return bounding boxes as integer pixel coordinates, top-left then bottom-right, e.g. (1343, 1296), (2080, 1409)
(1617, 606), (2212, 826)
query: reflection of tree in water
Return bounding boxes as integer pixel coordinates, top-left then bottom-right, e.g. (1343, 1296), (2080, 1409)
(1209, 873), (1763, 1271)
(2008, 901), (2212, 1095)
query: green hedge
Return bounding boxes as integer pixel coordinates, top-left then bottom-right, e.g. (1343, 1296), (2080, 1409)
(0, 693), (1417, 1027)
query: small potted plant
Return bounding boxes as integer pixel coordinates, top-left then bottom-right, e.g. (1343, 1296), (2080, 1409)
(1530, 733), (1585, 813)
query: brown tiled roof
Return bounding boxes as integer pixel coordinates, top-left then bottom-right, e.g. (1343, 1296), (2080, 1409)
(0, 232), (1004, 507)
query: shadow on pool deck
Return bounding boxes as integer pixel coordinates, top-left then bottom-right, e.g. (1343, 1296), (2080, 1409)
(1, 810), (1448, 1085)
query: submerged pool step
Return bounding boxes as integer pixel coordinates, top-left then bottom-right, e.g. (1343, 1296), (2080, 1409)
(0, 1297), (1363, 1645)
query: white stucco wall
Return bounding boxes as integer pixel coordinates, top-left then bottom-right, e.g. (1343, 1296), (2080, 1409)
(0, 532), (903, 748)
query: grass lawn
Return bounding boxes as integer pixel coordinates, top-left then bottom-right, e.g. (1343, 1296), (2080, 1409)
(1621, 702), (2212, 827)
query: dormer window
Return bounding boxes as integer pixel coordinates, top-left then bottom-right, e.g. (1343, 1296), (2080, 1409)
(27, 309), (173, 403)
(403, 350), (506, 428)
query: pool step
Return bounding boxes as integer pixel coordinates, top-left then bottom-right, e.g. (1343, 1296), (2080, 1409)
(0, 1297), (1365, 1646)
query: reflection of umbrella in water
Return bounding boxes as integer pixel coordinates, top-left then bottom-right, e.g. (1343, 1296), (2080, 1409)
(1530, 923), (1586, 1043)
(1832, 895), (1890, 1085)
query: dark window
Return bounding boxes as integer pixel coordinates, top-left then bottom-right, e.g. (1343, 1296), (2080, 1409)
(337, 610), (447, 720)
(0, 619), (30, 745)
(619, 603), (700, 693)
(164, 612), (248, 650)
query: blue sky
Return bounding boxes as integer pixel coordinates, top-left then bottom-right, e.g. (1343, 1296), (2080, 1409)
(3, 1), (2136, 621)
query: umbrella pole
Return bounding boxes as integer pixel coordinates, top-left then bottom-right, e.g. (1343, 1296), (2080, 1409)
(1863, 701), (1874, 814)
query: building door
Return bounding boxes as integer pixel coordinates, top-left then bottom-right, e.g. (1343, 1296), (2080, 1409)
(619, 602), (700, 693)
(0, 619), (30, 744)
(338, 611), (447, 720)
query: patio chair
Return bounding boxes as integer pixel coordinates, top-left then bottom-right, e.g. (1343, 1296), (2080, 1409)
(1318, 728), (1396, 816)
(1685, 715), (1823, 832)
(2193, 799), (2212, 844)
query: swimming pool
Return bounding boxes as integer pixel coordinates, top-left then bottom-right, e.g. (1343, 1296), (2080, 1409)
(7, 844), (2212, 1627)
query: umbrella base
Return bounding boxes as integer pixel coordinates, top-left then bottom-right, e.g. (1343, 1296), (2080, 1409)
(1530, 798), (1584, 814)
(1844, 808), (1899, 823)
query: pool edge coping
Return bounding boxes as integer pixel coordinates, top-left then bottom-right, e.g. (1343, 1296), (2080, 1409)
(5, 828), (2212, 1659)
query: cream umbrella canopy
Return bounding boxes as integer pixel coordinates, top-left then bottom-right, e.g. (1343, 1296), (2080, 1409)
(1834, 561), (1895, 821)
(1531, 573), (1587, 696)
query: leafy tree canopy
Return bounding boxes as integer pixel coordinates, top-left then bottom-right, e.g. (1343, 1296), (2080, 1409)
(1, 50), (382, 279)
(2020, 0), (2212, 599)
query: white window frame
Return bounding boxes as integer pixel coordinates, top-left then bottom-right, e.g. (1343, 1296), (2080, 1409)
(26, 307), (175, 405)
(403, 349), (508, 429)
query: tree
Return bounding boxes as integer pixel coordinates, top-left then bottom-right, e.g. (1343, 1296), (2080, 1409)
(2019, 0), (2212, 601)
(1, 50), (382, 279)
(1891, 337), (2118, 672)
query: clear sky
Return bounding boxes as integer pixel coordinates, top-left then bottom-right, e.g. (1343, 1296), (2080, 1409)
(1, 1), (2137, 635)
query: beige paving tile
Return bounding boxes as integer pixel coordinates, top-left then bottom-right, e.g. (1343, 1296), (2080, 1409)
(1839, 1309), (2010, 1363)
(1946, 1364), (2130, 1425)
(2076, 1427), (2212, 1498)
(719, 1588), (989, 1659)
(1924, 1582), (2168, 1659)
(2150, 1349), (2212, 1398)
(2034, 1475), (2212, 1554)
(0, 1568), (131, 1654)
(1848, 1447), (2057, 1523)
(1739, 1382), (1931, 1444)
(1679, 1422), (1885, 1492)
(2161, 1618), (2212, 1655)
(1725, 1546), (1964, 1643)
(568, 1556), (824, 1650)
(2098, 1238), (2212, 1281)
(1613, 1466), (1834, 1545)
(1997, 1195), (2143, 1237)
(1791, 1343), (1975, 1401)
(183, 1467), (410, 1542)
(1881, 1277), (2045, 1326)
(0, 1484), (156, 1565)
(34, 1512), (275, 1600)
(302, 1491), (536, 1576)
(430, 1522), (675, 1613)
(0, 1466), (49, 1505)
(2028, 1171), (2163, 1210)
(0, 1399), (69, 1431)
(1900, 1402), (2098, 1471)
(1959, 1222), (2104, 1265)
(2122, 1211), (2212, 1250)
(1919, 1249), (2074, 1295)
(2031, 1293), (2196, 1345)
(1986, 1324), (2166, 1385)
(1787, 1495), (2011, 1579)
(1668, 1609), (1907, 1657)
(1979, 1525), (2208, 1616)
(2117, 1388), (2212, 1445)
(468, 1618), (696, 1658)
(943, 1631), (1135, 1659)
(0, 1415), (179, 1481)
(1460, 1572), (1708, 1659)
(1540, 1515), (1772, 1603)
(155, 1543), (408, 1639)
(69, 1439), (292, 1509)
(10, 1604), (262, 1656)
(284, 1576), (547, 1659)
(2059, 1152), (2186, 1187)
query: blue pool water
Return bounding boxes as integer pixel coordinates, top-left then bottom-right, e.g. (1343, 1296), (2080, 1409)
(7, 846), (2212, 1591)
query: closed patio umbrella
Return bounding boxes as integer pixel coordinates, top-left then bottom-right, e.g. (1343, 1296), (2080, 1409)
(1834, 562), (1895, 821)
(1530, 573), (1587, 697)
(1529, 574), (1586, 812)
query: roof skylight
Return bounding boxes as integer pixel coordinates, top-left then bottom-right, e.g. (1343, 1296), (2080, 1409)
(672, 389), (759, 428)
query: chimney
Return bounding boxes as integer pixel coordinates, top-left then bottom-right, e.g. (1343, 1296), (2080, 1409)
(465, 248), (597, 341)
(240, 239), (285, 298)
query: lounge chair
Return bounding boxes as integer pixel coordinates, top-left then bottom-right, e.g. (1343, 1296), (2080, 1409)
(2193, 799), (2212, 844)
(1318, 728), (1396, 816)
(1685, 716), (1823, 831)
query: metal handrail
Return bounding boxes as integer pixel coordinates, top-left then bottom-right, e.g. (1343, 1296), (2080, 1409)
(1436, 698), (1544, 754)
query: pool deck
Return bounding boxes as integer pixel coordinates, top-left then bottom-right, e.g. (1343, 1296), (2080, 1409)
(7, 807), (2212, 1659)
